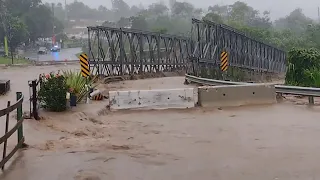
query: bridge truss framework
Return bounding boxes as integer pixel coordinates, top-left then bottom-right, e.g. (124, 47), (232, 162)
(87, 26), (190, 76)
(87, 19), (287, 80)
(189, 19), (286, 77)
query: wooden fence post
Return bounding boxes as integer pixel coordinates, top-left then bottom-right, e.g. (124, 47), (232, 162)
(1, 101), (10, 170)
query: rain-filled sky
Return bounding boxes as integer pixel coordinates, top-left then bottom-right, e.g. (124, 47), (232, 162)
(45, 0), (320, 20)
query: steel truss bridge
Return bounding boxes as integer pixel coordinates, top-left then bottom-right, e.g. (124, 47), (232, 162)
(87, 18), (287, 81)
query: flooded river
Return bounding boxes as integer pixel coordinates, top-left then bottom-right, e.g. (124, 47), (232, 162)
(1, 104), (320, 180)
(1, 65), (320, 180)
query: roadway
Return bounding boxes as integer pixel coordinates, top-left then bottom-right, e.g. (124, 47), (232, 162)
(23, 47), (81, 61)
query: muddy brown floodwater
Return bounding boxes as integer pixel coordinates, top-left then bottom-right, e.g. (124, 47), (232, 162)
(1, 65), (320, 180)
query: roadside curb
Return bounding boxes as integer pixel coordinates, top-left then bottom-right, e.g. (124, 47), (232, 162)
(0, 61), (79, 67)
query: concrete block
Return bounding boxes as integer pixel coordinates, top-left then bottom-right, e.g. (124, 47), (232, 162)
(198, 84), (276, 108)
(109, 88), (195, 110)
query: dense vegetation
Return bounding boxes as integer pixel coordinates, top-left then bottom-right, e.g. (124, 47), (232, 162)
(285, 48), (320, 87)
(48, 0), (320, 52)
(2, 0), (320, 53)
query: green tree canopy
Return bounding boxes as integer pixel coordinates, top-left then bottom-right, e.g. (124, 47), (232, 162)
(1, 0), (64, 48)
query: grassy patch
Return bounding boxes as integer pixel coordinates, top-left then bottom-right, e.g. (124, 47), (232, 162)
(0, 56), (30, 65)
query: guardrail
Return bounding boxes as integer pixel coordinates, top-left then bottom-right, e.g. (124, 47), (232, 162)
(185, 74), (320, 105)
(0, 92), (25, 170)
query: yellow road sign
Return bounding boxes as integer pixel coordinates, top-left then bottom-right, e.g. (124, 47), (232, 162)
(79, 53), (90, 77)
(220, 51), (228, 71)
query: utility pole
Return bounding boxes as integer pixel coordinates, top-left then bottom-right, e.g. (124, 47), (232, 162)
(0, 0), (9, 58)
(9, 25), (13, 64)
(51, 3), (55, 46)
(65, 0), (68, 23)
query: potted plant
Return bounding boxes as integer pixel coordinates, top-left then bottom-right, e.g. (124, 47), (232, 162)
(62, 70), (97, 103)
(69, 87), (77, 107)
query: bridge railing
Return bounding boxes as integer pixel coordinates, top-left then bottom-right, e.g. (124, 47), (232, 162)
(0, 92), (24, 170)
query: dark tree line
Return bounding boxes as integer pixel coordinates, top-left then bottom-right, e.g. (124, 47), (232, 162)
(51, 0), (320, 51)
(2, 0), (320, 54)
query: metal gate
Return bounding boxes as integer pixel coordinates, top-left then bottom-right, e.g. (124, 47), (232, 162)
(28, 75), (42, 120)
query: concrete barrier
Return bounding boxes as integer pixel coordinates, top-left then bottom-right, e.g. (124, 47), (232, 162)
(109, 88), (195, 110)
(198, 84), (276, 108)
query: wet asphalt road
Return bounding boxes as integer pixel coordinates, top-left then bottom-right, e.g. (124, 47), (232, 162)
(24, 48), (81, 61)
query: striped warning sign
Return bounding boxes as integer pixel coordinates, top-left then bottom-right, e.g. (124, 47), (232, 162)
(91, 93), (104, 101)
(79, 53), (90, 77)
(220, 51), (228, 71)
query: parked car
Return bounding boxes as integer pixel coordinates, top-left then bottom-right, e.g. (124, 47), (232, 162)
(38, 47), (48, 54)
(50, 45), (60, 52)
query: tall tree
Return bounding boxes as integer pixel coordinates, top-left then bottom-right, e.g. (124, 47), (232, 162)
(203, 13), (224, 24)
(274, 8), (313, 34)
(148, 3), (169, 16)
(7, 16), (28, 50)
(130, 15), (148, 30)
(3, 0), (64, 43)
(171, 1), (194, 17)
(112, 0), (131, 21)
(116, 17), (130, 28)
(66, 1), (97, 20)
(4, 0), (41, 17)
(24, 4), (63, 41)
(0, 14), (28, 59)
(208, 4), (229, 17)
(54, 2), (65, 23)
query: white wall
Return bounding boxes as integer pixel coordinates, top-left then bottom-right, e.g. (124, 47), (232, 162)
(109, 88), (195, 110)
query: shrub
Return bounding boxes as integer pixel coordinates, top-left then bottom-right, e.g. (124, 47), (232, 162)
(304, 67), (320, 88)
(285, 48), (320, 87)
(38, 72), (68, 112)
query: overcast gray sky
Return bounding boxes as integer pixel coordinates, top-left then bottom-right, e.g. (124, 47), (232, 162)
(44, 0), (320, 20)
